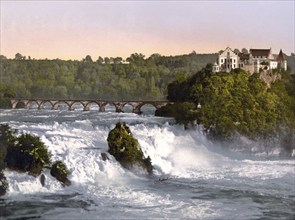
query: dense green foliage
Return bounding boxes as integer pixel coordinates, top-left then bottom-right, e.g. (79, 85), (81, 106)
(0, 124), (71, 195)
(0, 124), (16, 170)
(5, 133), (52, 176)
(0, 82), (15, 108)
(157, 65), (295, 152)
(107, 122), (153, 174)
(50, 160), (71, 186)
(0, 53), (217, 100)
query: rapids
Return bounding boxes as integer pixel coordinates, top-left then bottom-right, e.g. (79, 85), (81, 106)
(0, 108), (294, 219)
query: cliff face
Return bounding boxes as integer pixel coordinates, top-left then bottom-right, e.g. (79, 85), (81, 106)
(259, 70), (281, 87)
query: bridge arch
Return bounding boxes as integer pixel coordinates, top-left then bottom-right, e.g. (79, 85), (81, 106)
(15, 100), (27, 109)
(85, 102), (100, 111)
(122, 103), (135, 113)
(28, 100), (39, 109)
(138, 103), (157, 115)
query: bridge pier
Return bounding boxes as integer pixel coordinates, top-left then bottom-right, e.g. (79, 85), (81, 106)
(99, 105), (106, 112)
(11, 99), (19, 109)
(81, 101), (90, 111)
(114, 102), (124, 113)
(51, 101), (59, 110)
(131, 102), (143, 114)
(65, 101), (75, 111)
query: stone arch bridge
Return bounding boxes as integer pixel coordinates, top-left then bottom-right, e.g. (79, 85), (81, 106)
(10, 99), (171, 114)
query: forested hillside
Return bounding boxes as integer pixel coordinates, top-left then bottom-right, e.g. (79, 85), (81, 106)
(156, 65), (295, 153)
(0, 53), (217, 100)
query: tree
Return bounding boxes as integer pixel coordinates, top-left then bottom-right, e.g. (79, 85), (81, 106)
(234, 49), (240, 54)
(84, 55), (93, 62)
(15, 53), (25, 60)
(113, 57), (123, 64)
(126, 53), (145, 65)
(104, 57), (110, 64)
(241, 48), (248, 54)
(0, 55), (7, 60)
(96, 56), (104, 64)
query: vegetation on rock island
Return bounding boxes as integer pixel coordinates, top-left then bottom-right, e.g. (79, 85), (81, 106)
(107, 122), (153, 174)
(0, 124), (71, 196)
(156, 64), (295, 154)
(50, 161), (71, 186)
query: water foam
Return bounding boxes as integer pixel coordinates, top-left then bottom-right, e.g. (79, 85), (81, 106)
(1, 109), (294, 219)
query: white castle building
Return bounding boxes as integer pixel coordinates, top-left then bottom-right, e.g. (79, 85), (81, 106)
(212, 47), (287, 73)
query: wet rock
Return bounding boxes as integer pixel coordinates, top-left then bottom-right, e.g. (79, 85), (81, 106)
(107, 122), (153, 174)
(50, 161), (71, 186)
(40, 174), (46, 187)
(0, 171), (8, 196)
(101, 152), (109, 161)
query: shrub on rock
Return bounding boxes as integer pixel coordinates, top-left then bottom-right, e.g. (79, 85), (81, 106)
(50, 160), (71, 186)
(5, 133), (51, 177)
(107, 122), (153, 174)
(0, 124), (16, 171)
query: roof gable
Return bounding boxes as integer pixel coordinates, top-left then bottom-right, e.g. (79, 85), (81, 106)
(276, 49), (286, 61)
(219, 47), (238, 57)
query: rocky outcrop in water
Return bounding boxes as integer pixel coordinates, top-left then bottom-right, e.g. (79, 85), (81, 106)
(5, 133), (52, 177)
(0, 124), (71, 196)
(0, 171), (8, 196)
(107, 122), (153, 174)
(50, 161), (71, 186)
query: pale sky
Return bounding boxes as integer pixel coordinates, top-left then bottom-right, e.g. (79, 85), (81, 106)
(0, 0), (294, 60)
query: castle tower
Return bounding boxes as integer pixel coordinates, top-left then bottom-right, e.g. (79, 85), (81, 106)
(276, 49), (287, 71)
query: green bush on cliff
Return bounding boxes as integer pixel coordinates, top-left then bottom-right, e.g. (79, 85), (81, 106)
(107, 122), (153, 174)
(158, 66), (295, 151)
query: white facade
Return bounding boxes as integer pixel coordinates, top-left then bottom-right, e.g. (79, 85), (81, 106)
(218, 47), (239, 72)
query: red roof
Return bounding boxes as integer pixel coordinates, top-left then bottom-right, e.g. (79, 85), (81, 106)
(250, 49), (271, 57)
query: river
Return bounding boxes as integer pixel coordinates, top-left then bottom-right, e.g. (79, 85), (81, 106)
(0, 107), (294, 219)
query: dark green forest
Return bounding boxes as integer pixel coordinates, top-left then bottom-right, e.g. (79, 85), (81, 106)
(0, 52), (217, 101)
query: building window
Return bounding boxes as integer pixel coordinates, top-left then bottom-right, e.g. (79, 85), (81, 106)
(234, 59), (236, 63)
(221, 59), (223, 63)
(233, 64), (236, 68)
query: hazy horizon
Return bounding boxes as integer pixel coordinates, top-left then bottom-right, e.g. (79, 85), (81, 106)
(1, 1), (294, 60)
